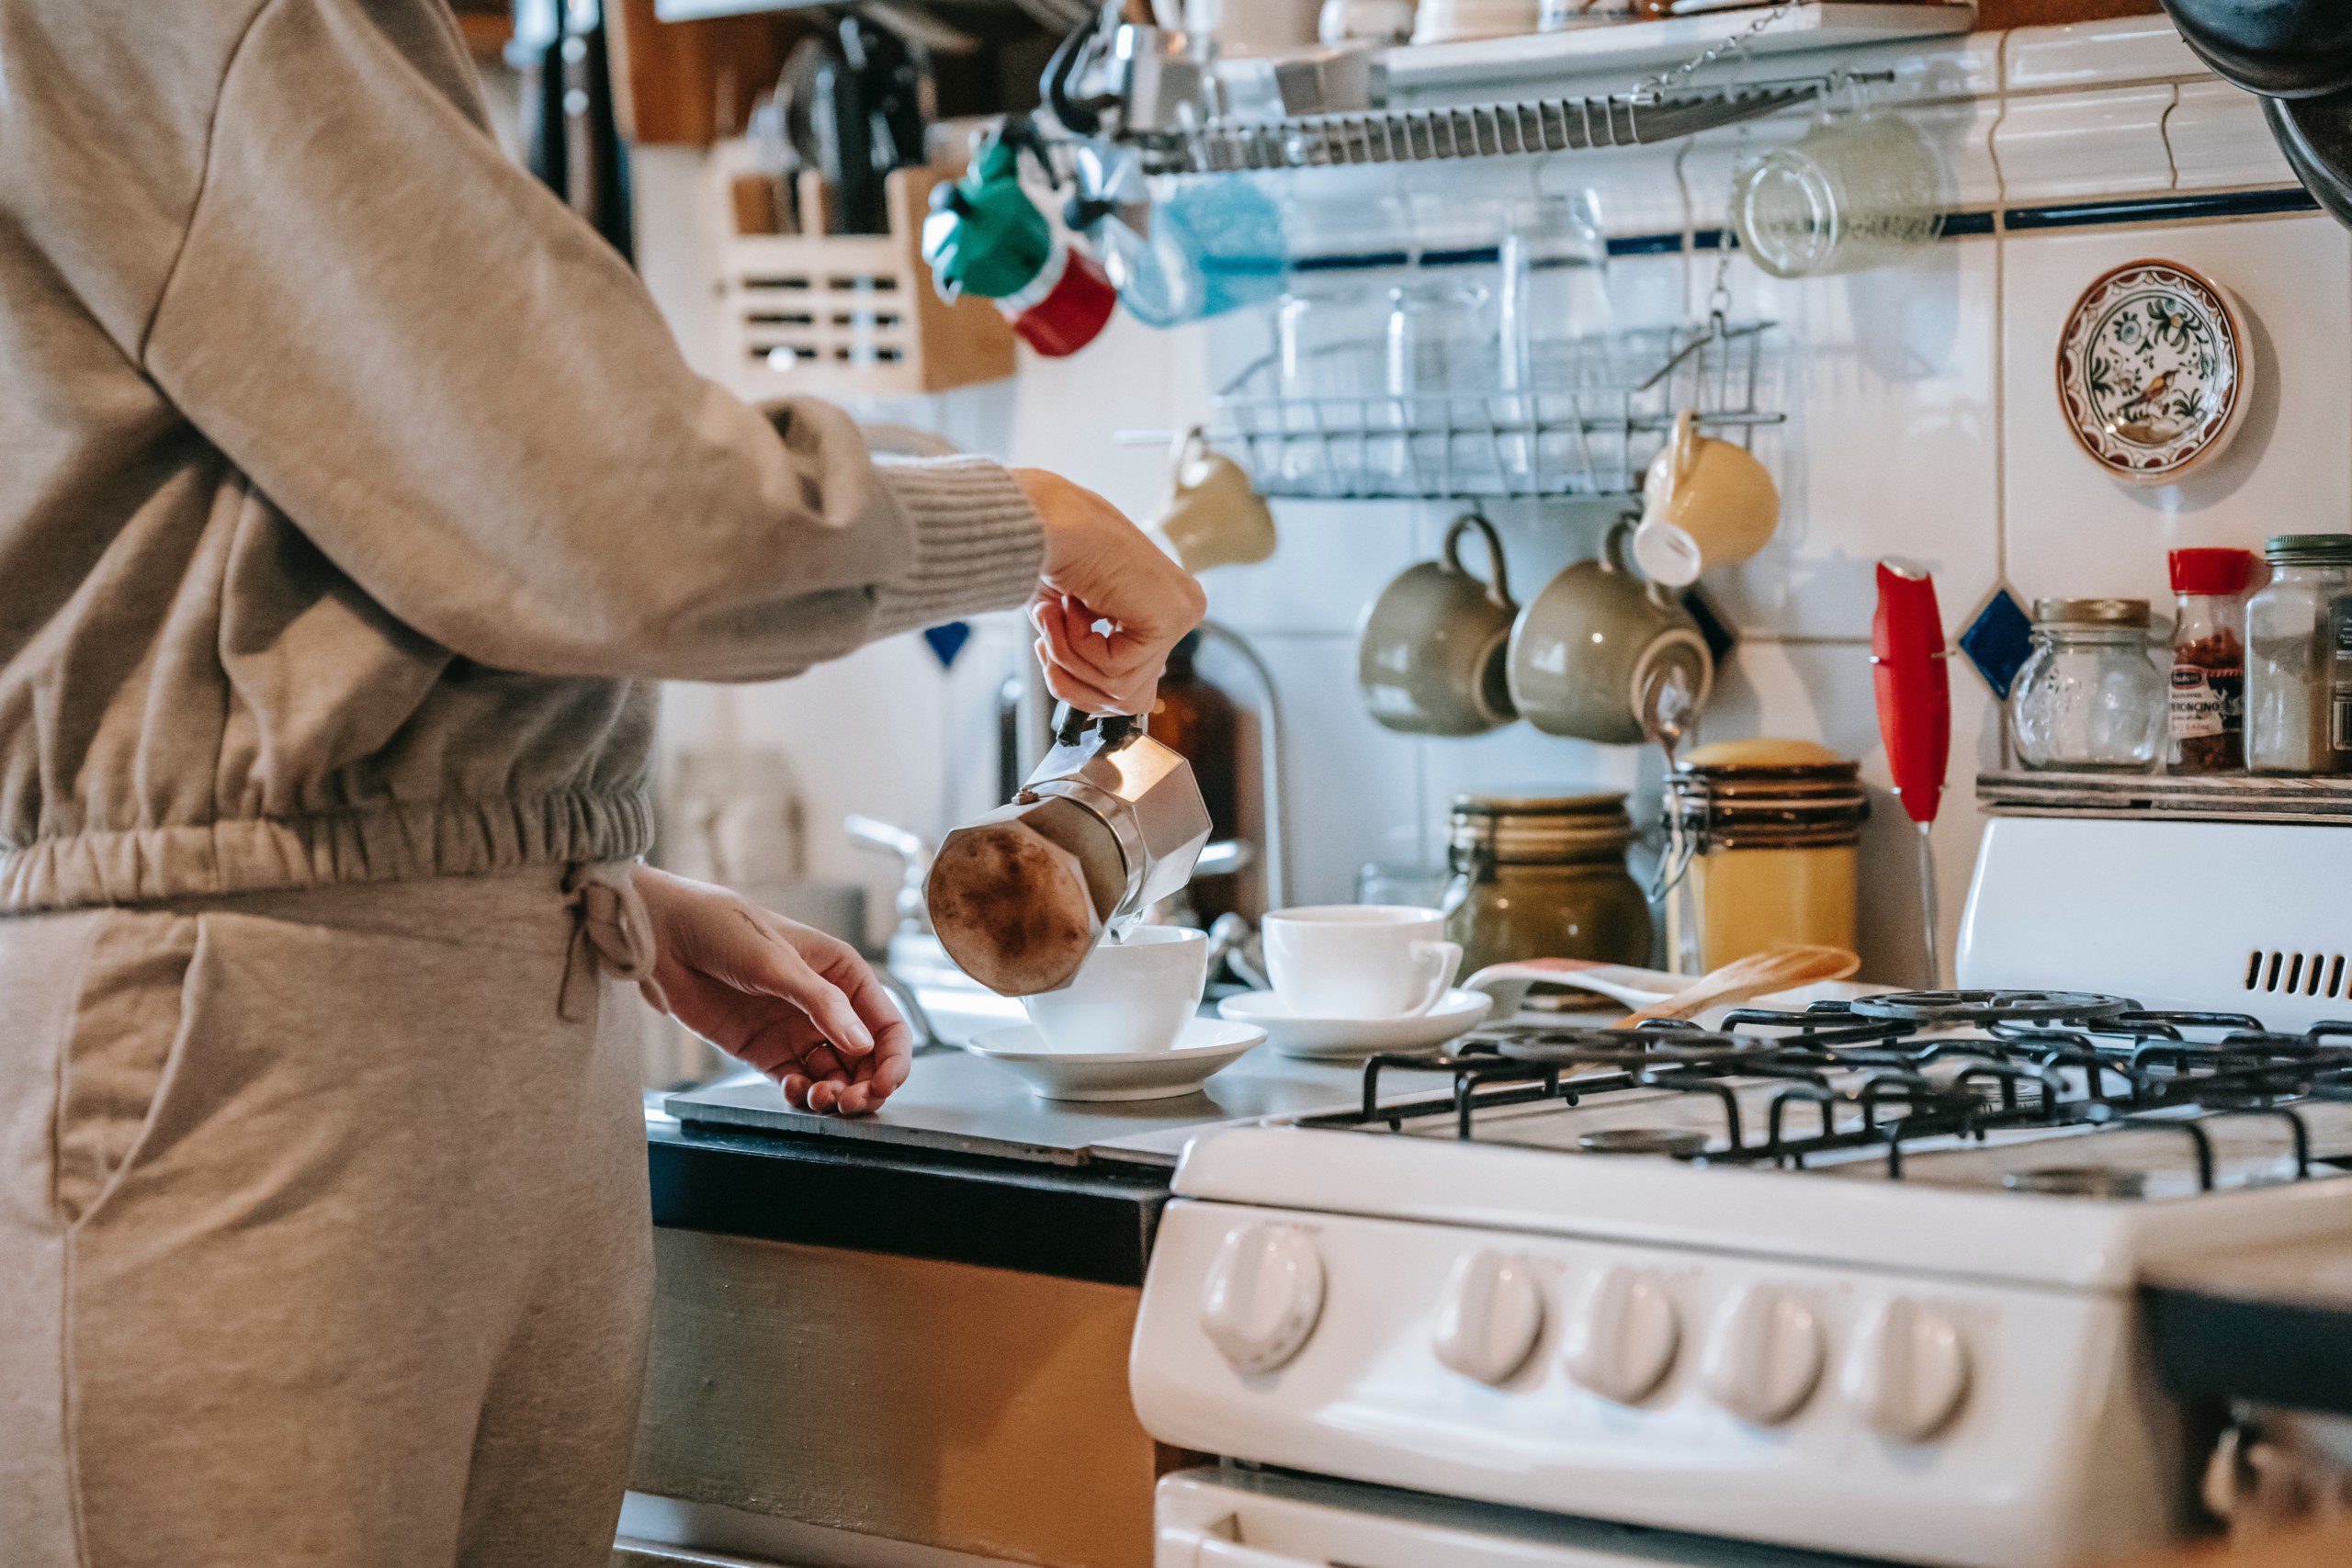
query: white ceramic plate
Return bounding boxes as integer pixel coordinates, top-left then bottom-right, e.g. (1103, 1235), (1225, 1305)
(1217, 987), (1493, 1060)
(963, 1019), (1266, 1102)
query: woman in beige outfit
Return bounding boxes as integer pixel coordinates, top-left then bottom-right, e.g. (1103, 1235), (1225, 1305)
(0, 1), (1204, 1564)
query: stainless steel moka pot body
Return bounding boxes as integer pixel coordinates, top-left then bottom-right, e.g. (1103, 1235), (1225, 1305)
(926, 707), (1212, 997)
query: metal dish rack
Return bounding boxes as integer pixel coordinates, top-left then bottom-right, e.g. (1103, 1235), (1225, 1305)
(1129, 77), (1836, 176)
(1211, 317), (1780, 502)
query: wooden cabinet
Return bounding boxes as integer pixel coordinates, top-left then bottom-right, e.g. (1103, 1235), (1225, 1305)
(1976, 0), (2161, 27)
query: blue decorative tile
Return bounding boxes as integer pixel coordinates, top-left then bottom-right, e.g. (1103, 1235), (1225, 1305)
(1959, 587), (2033, 701)
(922, 621), (974, 670)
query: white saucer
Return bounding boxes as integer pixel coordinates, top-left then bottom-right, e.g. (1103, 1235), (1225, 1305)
(1217, 988), (1492, 1060)
(964, 1019), (1266, 1102)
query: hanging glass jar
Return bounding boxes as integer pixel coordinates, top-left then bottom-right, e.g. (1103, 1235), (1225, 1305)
(1441, 792), (1651, 973)
(1661, 739), (1869, 974)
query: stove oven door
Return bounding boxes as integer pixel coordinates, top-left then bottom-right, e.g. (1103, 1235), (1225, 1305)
(1158, 1469), (1870, 1568)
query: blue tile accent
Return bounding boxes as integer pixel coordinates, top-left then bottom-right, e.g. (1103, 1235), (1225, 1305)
(1959, 587), (2034, 702)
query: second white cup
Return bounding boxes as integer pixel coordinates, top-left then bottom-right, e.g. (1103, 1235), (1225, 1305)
(1022, 926), (1209, 1054)
(1262, 905), (1464, 1020)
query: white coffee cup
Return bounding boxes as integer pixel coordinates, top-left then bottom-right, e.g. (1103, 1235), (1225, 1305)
(1021, 926), (1209, 1054)
(1261, 905), (1464, 1020)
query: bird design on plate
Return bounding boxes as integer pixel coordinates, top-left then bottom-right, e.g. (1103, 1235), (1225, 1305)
(2056, 260), (2249, 483)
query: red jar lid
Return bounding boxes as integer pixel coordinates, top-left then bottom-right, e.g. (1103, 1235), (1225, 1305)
(2169, 547), (2255, 596)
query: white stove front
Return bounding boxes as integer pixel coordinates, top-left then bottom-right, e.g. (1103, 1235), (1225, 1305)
(1132, 1196), (2187, 1568)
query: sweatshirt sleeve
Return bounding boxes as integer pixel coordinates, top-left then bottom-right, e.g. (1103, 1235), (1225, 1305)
(138, 0), (1043, 682)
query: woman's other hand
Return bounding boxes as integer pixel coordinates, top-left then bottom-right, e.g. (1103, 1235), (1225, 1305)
(634, 865), (912, 1115)
(1013, 468), (1207, 716)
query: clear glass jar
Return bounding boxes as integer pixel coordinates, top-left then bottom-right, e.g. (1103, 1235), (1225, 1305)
(2009, 598), (2165, 773)
(1440, 792), (1652, 973)
(2247, 535), (2352, 774)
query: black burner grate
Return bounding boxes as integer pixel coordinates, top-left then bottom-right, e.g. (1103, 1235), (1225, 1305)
(1314, 987), (2352, 1192)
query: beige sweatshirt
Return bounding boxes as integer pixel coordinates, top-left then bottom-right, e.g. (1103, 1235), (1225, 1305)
(0, 0), (1046, 912)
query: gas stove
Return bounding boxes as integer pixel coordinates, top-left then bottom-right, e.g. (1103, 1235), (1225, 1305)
(1132, 816), (2352, 1568)
(1316, 990), (2352, 1202)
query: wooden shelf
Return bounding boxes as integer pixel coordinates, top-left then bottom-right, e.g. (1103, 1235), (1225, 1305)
(457, 11), (514, 59)
(1980, 769), (2352, 826)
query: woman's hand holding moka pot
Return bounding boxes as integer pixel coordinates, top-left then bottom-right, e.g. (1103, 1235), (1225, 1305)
(1014, 468), (1208, 716)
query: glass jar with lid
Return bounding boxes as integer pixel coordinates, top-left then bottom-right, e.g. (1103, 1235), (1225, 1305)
(1441, 791), (1651, 974)
(1662, 739), (1869, 973)
(2008, 598), (2165, 772)
(2247, 534), (2352, 774)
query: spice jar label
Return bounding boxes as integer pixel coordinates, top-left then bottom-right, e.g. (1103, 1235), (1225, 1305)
(2169, 664), (2239, 740)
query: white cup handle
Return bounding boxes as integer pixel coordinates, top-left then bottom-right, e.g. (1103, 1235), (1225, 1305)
(1406, 940), (1464, 1016)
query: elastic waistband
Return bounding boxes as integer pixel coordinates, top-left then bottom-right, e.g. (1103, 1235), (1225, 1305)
(0, 788), (656, 914)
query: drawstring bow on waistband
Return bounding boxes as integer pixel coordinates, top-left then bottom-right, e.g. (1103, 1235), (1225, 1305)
(561, 863), (670, 1021)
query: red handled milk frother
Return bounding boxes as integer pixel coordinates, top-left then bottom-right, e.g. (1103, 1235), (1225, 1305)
(1871, 561), (1951, 988)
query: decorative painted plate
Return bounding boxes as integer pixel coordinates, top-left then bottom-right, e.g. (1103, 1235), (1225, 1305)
(2056, 260), (2250, 483)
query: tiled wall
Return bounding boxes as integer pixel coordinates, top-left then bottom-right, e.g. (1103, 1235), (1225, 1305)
(637, 17), (2351, 986)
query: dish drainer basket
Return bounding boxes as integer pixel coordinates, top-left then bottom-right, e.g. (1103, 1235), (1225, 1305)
(1210, 318), (1780, 501)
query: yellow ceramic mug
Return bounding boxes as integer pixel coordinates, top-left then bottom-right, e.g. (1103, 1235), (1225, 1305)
(1154, 428), (1279, 574)
(1630, 410), (1780, 589)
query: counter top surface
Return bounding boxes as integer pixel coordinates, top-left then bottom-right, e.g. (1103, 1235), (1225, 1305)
(665, 1041), (1462, 1168)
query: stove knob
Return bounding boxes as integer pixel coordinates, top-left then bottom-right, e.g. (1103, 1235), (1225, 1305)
(1433, 1249), (1545, 1386)
(1201, 1223), (1325, 1376)
(1703, 1283), (1824, 1427)
(1846, 1297), (1971, 1443)
(1563, 1266), (1679, 1405)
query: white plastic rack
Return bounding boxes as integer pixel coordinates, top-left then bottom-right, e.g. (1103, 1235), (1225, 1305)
(1209, 317), (1778, 502)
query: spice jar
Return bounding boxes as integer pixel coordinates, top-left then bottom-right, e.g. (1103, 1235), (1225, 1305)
(1662, 739), (1868, 972)
(2008, 598), (2165, 773)
(1441, 792), (1651, 973)
(2248, 534), (2352, 774)
(2166, 548), (2254, 774)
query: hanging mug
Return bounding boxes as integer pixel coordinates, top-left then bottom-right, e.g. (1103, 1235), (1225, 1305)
(1358, 513), (1519, 738)
(1508, 518), (1713, 745)
(1629, 410), (1781, 589)
(1153, 428), (1278, 573)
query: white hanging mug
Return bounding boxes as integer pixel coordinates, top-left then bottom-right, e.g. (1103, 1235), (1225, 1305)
(1154, 427), (1278, 572)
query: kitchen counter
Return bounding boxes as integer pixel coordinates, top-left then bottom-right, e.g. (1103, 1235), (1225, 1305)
(649, 1043), (1458, 1285)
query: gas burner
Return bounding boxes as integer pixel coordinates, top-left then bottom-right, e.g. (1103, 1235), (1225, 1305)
(1491, 1025), (1770, 1070)
(1851, 989), (2133, 1026)
(2001, 1166), (2151, 1200)
(1578, 1128), (1711, 1157)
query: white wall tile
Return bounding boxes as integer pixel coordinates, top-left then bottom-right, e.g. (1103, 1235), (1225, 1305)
(1706, 238), (2002, 640)
(2002, 216), (2352, 608)
(1993, 85), (2177, 207)
(1247, 633), (1430, 904)
(2166, 79), (2298, 195)
(2001, 15), (2200, 93)
(1842, 30), (2007, 105)
(1204, 499), (1423, 637)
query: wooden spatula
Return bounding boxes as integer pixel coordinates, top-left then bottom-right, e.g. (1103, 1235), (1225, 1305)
(1611, 944), (1861, 1029)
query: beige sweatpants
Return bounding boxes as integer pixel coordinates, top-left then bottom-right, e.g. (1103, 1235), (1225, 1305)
(0, 866), (654, 1568)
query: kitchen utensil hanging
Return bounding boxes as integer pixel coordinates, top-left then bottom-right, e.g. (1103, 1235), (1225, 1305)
(1209, 314), (1779, 502)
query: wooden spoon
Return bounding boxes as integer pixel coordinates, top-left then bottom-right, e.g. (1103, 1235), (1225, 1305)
(1611, 944), (1861, 1030)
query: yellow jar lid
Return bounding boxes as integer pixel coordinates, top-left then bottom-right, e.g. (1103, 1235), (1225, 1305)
(1683, 738), (1847, 770)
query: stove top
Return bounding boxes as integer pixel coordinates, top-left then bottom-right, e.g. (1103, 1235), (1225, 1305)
(1304, 988), (2352, 1201)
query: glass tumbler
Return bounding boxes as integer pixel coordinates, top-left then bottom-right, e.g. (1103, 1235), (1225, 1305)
(1385, 272), (1500, 493)
(1498, 194), (1614, 489)
(1730, 109), (1948, 278)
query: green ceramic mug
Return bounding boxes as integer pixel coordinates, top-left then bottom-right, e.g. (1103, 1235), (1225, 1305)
(1357, 513), (1520, 737)
(1507, 519), (1714, 745)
